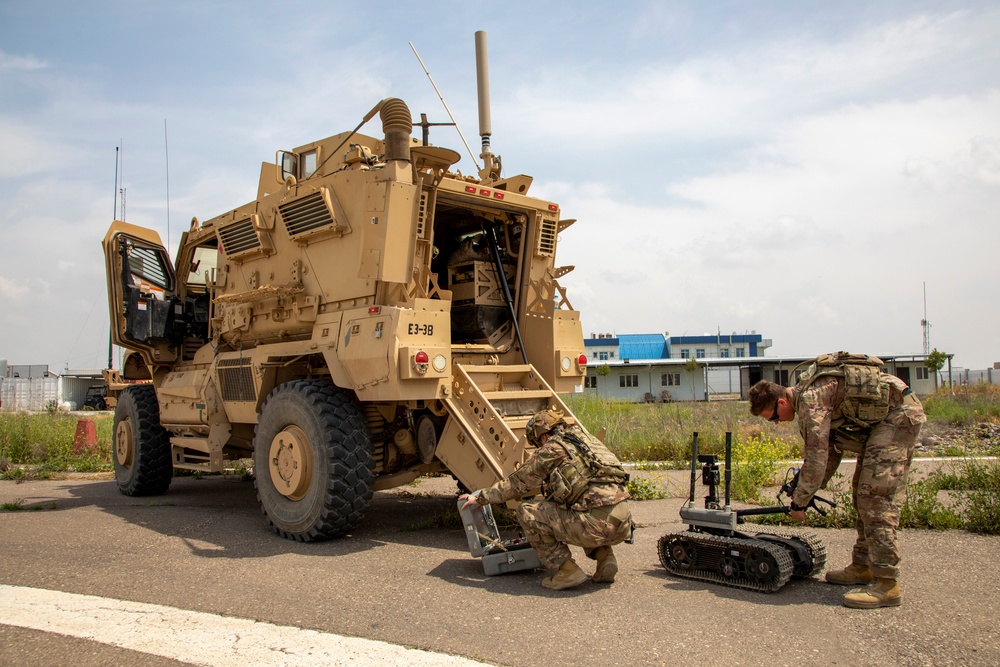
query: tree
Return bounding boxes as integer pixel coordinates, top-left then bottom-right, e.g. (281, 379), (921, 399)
(925, 348), (949, 391)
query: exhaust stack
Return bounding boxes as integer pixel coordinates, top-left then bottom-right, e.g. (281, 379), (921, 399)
(475, 31), (501, 181)
(380, 98), (413, 163)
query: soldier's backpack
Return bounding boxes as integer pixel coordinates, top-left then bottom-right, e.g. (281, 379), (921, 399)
(545, 426), (629, 508)
(793, 352), (890, 427)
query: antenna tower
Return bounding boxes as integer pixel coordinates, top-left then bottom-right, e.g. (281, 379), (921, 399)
(921, 282), (931, 354)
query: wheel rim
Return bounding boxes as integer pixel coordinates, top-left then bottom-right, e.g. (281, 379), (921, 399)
(115, 419), (134, 468)
(268, 425), (313, 501)
(720, 556), (740, 578)
(746, 550), (778, 584)
(669, 539), (696, 569)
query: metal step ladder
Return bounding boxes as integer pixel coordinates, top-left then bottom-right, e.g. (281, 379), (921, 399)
(436, 363), (573, 493)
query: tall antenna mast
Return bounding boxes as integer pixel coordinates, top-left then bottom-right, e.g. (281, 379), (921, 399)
(164, 119), (171, 252)
(119, 139), (126, 221)
(113, 145), (119, 220)
(474, 31), (501, 181)
(921, 281), (931, 354)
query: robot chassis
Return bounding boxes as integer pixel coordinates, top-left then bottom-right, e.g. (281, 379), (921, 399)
(658, 432), (835, 593)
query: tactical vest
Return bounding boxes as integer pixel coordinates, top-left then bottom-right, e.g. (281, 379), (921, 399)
(794, 352), (891, 428)
(545, 427), (629, 507)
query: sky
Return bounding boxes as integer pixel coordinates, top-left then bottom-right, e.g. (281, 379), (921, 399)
(1, 0), (998, 374)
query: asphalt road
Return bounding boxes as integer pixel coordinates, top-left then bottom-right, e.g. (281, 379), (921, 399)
(1, 472), (997, 667)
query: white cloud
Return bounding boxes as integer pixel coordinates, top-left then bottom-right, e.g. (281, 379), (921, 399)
(0, 50), (47, 71)
(561, 87), (1000, 367)
(0, 275), (31, 300)
(496, 9), (999, 155)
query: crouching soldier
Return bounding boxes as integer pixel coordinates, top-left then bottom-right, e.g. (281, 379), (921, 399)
(460, 409), (632, 591)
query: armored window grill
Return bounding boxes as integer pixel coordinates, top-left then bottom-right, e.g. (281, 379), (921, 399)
(536, 218), (557, 257)
(217, 218), (261, 257)
(280, 192), (336, 237)
(127, 244), (171, 289)
(217, 357), (256, 402)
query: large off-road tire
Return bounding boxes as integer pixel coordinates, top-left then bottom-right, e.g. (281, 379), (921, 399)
(253, 380), (375, 541)
(112, 384), (172, 496)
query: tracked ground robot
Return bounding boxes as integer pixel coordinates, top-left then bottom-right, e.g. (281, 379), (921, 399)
(658, 432), (834, 593)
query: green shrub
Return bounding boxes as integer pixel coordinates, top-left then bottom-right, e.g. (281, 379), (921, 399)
(626, 477), (670, 500)
(901, 476), (964, 530)
(957, 458), (1000, 534)
(730, 434), (792, 503)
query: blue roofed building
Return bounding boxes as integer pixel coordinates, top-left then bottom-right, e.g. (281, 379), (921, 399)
(583, 331), (770, 401)
(581, 331), (946, 401)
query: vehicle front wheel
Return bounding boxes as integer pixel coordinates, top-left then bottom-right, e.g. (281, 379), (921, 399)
(112, 384), (172, 496)
(253, 380), (374, 541)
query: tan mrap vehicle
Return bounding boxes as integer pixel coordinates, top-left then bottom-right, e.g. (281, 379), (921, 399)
(101, 36), (591, 541)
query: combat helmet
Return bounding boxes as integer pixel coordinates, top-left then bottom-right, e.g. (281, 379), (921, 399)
(525, 408), (565, 445)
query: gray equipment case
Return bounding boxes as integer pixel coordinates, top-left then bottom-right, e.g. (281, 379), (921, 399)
(457, 498), (541, 576)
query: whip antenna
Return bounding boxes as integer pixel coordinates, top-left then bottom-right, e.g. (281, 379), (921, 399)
(408, 41), (481, 172)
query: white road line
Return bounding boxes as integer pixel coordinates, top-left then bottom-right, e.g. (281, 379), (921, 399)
(0, 585), (492, 667)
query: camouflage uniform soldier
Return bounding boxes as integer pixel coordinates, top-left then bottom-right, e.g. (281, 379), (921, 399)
(460, 409), (632, 591)
(748, 352), (926, 609)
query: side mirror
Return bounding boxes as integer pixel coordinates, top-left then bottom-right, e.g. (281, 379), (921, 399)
(278, 151), (298, 182)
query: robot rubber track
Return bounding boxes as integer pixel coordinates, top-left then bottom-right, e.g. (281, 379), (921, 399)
(658, 530), (795, 593)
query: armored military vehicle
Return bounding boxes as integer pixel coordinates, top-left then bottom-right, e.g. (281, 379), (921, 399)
(102, 33), (589, 541)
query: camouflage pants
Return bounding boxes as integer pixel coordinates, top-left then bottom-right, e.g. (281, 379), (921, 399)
(516, 499), (632, 570)
(851, 398), (924, 580)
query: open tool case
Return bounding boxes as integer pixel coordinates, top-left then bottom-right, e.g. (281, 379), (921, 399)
(457, 498), (541, 575)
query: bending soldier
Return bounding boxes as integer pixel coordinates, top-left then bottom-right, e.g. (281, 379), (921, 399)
(460, 409), (632, 591)
(748, 352), (926, 609)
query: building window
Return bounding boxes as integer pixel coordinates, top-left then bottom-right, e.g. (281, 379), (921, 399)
(736, 348), (745, 357)
(696, 349), (706, 359)
(585, 376), (598, 388)
(774, 369), (789, 386)
(720, 349), (730, 358)
(681, 349), (690, 359)
(620, 374), (639, 388)
(599, 351), (609, 361)
(916, 366), (929, 380)
(661, 373), (680, 386)
(592, 352), (598, 359)
(609, 352), (615, 359)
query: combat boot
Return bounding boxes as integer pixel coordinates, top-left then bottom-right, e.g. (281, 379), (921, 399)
(843, 578), (902, 609)
(824, 563), (874, 586)
(591, 546), (618, 583)
(541, 558), (589, 591)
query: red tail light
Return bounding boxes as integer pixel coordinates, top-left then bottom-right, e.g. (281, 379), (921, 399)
(414, 351), (429, 364)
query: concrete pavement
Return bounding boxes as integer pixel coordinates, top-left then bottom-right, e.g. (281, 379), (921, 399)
(1, 473), (997, 667)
